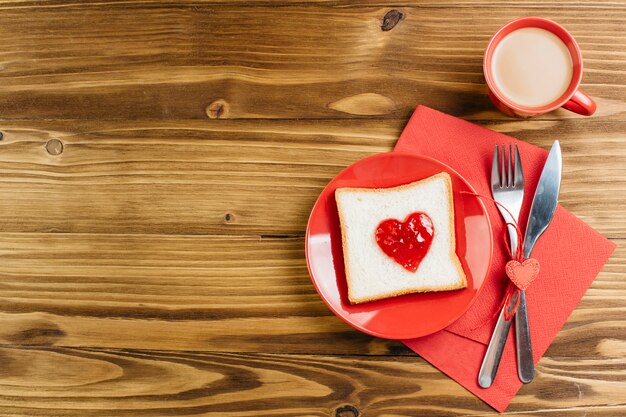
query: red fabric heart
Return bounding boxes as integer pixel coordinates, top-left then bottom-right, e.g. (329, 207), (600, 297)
(505, 258), (540, 291)
(375, 212), (434, 272)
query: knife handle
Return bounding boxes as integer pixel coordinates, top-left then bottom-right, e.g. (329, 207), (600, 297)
(515, 291), (534, 383)
(478, 292), (517, 388)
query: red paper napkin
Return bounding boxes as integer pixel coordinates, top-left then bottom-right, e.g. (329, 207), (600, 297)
(397, 106), (616, 412)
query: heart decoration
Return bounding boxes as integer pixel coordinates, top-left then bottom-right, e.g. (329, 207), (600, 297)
(505, 258), (540, 291)
(375, 212), (434, 272)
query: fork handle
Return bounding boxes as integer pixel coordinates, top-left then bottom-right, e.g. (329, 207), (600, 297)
(478, 292), (517, 388)
(515, 291), (534, 383)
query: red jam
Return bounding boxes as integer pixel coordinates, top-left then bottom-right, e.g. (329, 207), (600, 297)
(375, 212), (435, 272)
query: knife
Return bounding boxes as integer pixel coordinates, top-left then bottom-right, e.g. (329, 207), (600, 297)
(515, 140), (562, 383)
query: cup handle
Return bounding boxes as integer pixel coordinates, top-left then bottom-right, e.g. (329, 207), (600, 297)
(562, 89), (597, 116)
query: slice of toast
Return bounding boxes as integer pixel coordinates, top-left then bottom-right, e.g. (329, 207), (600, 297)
(335, 172), (466, 304)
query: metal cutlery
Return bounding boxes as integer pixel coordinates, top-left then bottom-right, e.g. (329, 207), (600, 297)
(478, 143), (525, 389)
(478, 140), (563, 388)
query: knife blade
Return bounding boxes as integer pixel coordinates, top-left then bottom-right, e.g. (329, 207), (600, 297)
(515, 140), (562, 384)
(523, 140), (562, 258)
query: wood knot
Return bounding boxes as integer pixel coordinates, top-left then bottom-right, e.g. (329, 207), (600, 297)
(329, 93), (396, 116)
(45, 139), (64, 156)
(0, 132), (4, 141)
(381, 10), (404, 31)
(206, 99), (230, 119)
(6, 325), (65, 345)
(335, 405), (359, 417)
(224, 213), (235, 223)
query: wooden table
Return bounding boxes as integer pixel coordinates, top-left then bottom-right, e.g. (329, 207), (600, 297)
(0, 1), (624, 416)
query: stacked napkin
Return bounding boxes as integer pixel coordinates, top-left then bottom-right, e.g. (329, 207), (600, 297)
(397, 106), (615, 412)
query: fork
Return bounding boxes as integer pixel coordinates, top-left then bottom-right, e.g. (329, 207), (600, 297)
(478, 144), (524, 388)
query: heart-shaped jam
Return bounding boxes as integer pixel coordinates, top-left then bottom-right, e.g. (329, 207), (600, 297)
(375, 212), (435, 272)
(505, 258), (540, 291)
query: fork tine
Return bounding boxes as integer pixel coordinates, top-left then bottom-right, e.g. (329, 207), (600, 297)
(514, 144), (524, 187)
(491, 144), (500, 189)
(500, 143), (506, 188)
(507, 144), (513, 187)
(498, 145), (506, 188)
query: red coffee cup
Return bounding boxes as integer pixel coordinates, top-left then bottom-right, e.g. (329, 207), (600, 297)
(484, 17), (596, 118)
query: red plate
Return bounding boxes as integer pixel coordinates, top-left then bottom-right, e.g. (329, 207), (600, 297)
(305, 152), (493, 339)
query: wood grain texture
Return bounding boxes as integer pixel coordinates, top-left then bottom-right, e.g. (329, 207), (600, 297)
(0, 4), (623, 121)
(0, 233), (623, 358)
(0, 0), (624, 415)
(0, 347), (623, 417)
(0, 118), (624, 237)
(0, 0), (625, 6)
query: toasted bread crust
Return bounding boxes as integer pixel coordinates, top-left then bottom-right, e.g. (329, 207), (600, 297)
(335, 172), (467, 305)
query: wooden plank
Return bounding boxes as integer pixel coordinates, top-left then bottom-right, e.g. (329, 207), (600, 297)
(0, 119), (624, 236)
(484, 407), (626, 417)
(0, 346), (623, 416)
(1, 0), (625, 7)
(0, 4), (623, 120)
(0, 233), (622, 355)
